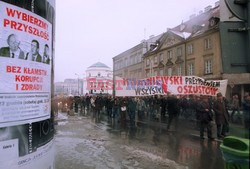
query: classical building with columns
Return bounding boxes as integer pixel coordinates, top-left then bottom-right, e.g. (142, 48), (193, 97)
(84, 62), (113, 95)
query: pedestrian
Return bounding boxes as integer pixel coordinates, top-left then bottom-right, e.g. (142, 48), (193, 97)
(213, 93), (230, 139)
(86, 95), (91, 111)
(127, 97), (137, 128)
(166, 94), (179, 131)
(230, 94), (240, 122)
(74, 97), (80, 113)
(180, 95), (188, 118)
(90, 96), (96, 113)
(137, 97), (146, 121)
(80, 96), (86, 115)
(113, 97), (120, 119)
(242, 93), (250, 133)
(160, 95), (167, 121)
(197, 95), (214, 140)
(120, 100), (127, 129)
(95, 96), (102, 119)
(153, 95), (161, 120)
(194, 95), (201, 129)
(148, 96), (154, 119)
(106, 96), (113, 118)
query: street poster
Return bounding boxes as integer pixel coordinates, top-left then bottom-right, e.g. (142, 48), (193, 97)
(0, 0), (55, 169)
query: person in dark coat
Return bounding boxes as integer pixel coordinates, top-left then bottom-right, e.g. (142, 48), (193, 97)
(194, 95), (201, 129)
(86, 96), (91, 111)
(213, 93), (229, 139)
(106, 96), (113, 118)
(113, 97), (120, 119)
(160, 95), (167, 121)
(197, 95), (214, 140)
(95, 96), (102, 118)
(127, 97), (137, 127)
(242, 93), (250, 132)
(180, 95), (188, 118)
(137, 97), (146, 121)
(80, 96), (86, 114)
(153, 95), (161, 120)
(231, 94), (240, 122)
(166, 94), (179, 131)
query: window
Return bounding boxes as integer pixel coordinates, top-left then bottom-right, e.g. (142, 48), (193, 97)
(146, 59), (150, 66)
(89, 73), (91, 77)
(159, 53), (163, 62)
(187, 44), (194, 55)
(137, 53), (141, 63)
(160, 68), (163, 76)
(154, 70), (157, 76)
(204, 38), (212, 50)
(125, 58), (128, 66)
(130, 56), (133, 65)
(167, 50), (173, 59)
(204, 59), (212, 74)
(188, 63), (194, 75)
(177, 47), (182, 57)
(167, 68), (172, 76)
(154, 56), (158, 64)
(98, 72), (101, 77)
(177, 66), (182, 76)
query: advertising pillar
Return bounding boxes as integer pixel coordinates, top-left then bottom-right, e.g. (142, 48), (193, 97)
(0, 0), (55, 168)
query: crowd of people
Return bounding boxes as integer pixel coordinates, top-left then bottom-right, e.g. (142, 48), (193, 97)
(53, 92), (250, 139)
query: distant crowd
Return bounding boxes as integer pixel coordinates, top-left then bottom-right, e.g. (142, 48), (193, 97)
(53, 92), (250, 139)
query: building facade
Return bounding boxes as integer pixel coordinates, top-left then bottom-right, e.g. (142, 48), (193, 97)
(112, 0), (250, 100)
(55, 79), (83, 96)
(143, 4), (222, 81)
(113, 34), (163, 80)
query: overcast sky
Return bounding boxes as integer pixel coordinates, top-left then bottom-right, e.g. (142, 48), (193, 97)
(55, 0), (219, 82)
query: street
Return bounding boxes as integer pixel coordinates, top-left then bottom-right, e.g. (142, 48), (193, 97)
(55, 110), (224, 169)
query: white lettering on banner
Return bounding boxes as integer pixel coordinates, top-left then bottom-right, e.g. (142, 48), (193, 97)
(115, 76), (228, 97)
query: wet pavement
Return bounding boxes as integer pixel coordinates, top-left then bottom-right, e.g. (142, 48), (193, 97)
(55, 110), (225, 169)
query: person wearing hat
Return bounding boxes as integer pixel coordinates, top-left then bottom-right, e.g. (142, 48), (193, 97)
(197, 95), (214, 140)
(213, 92), (229, 139)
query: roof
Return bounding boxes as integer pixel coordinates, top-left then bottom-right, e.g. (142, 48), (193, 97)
(171, 6), (220, 39)
(143, 5), (220, 57)
(88, 62), (110, 68)
(112, 33), (164, 60)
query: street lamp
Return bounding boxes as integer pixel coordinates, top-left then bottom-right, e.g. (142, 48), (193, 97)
(75, 73), (80, 96)
(82, 73), (87, 95)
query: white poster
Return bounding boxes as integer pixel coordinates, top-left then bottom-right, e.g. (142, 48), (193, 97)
(0, 1), (52, 127)
(0, 1), (55, 169)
